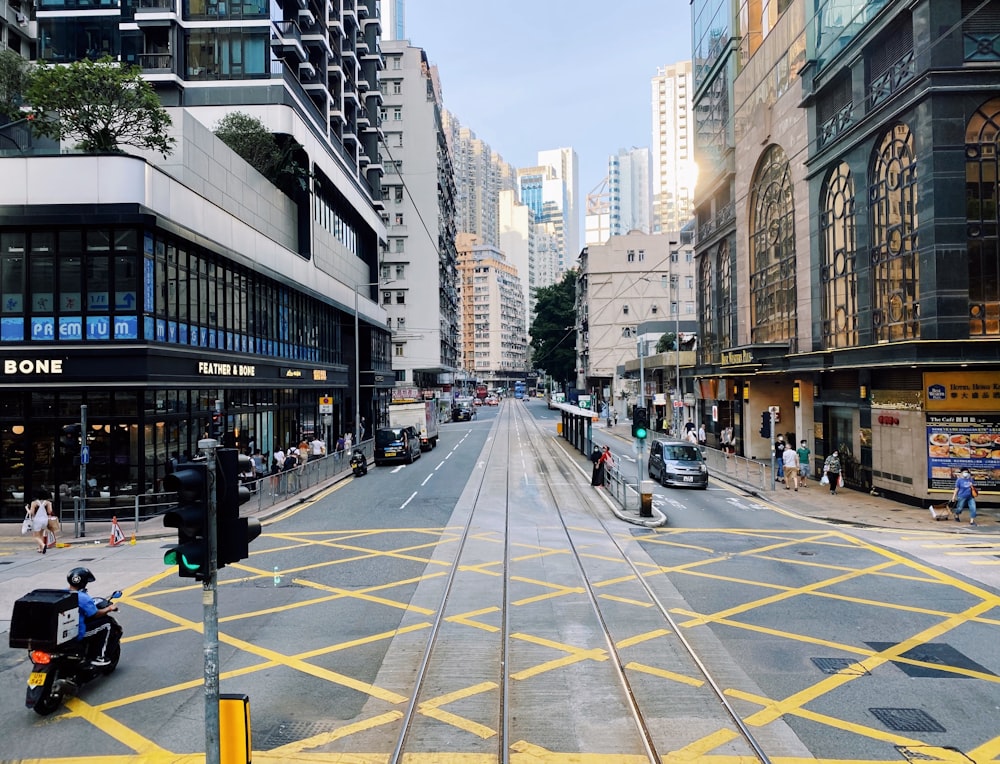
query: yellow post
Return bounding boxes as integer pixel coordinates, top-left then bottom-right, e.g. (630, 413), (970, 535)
(556, 422), (563, 435)
(220, 694), (251, 764)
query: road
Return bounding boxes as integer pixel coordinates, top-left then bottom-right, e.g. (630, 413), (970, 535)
(0, 400), (998, 763)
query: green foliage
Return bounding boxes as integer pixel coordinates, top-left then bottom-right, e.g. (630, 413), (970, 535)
(214, 111), (307, 196)
(656, 332), (677, 353)
(0, 49), (31, 123)
(528, 270), (578, 384)
(25, 56), (174, 156)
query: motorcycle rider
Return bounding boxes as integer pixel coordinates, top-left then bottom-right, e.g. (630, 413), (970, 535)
(67, 567), (118, 667)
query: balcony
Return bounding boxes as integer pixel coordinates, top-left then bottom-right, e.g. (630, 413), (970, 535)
(271, 20), (306, 63)
(137, 53), (174, 73)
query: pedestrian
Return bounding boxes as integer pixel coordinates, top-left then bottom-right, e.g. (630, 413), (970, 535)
(595, 446), (614, 487)
(774, 435), (786, 482)
(26, 489), (52, 554)
(684, 420), (695, 435)
(590, 446), (602, 485)
(782, 445), (799, 490)
(359, 417), (368, 442)
(613, 410), (618, 427)
(270, 447), (284, 494)
(796, 440), (811, 485)
(686, 427), (699, 445)
(950, 468), (978, 526)
(310, 434), (326, 461)
(823, 450), (842, 495)
(720, 426), (731, 456)
(698, 423), (706, 446)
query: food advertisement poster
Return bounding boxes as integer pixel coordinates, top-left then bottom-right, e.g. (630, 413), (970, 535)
(926, 414), (1000, 491)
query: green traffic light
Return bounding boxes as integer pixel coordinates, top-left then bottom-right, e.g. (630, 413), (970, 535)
(163, 548), (202, 572)
(636, 427), (647, 439)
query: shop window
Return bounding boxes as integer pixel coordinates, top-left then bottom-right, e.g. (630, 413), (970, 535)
(966, 98), (1000, 336)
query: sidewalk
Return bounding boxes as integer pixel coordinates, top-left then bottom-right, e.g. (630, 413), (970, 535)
(600, 422), (995, 534)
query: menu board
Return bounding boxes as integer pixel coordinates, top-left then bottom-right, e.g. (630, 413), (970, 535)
(926, 414), (1000, 491)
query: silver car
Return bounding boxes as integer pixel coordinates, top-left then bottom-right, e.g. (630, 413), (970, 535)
(648, 439), (708, 489)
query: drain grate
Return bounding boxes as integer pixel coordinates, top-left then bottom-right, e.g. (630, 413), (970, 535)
(869, 708), (945, 733)
(811, 657), (869, 675)
(867, 641), (994, 679)
(258, 720), (339, 750)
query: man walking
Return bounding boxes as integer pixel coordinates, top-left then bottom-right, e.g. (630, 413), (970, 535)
(782, 445), (800, 490)
(796, 440), (811, 485)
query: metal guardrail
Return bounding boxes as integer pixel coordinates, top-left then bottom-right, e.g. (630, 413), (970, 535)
(64, 441), (374, 538)
(702, 446), (770, 492)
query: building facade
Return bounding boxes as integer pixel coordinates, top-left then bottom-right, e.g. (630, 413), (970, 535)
(651, 61), (695, 234)
(609, 146), (653, 237)
(575, 230), (698, 427)
(456, 233), (527, 384)
(0, 0), (391, 519)
(379, 40), (459, 390)
(692, 0), (1000, 503)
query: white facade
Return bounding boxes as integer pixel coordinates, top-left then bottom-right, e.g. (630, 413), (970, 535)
(609, 147), (653, 236)
(518, 148), (579, 276)
(651, 62), (696, 233)
(380, 41), (459, 387)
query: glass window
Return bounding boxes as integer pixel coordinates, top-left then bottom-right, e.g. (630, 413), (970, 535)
(869, 123), (919, 342)
(749, 145), (797, 343)
(1, 233), (25, 314)
(966, 98), (1000, 336)
(114, 255), (138, 312)
(86, 255), (110, 312)
(30, 233), (55, 312)
(820, 162), (858, 348)
(60, 255), (83, 312)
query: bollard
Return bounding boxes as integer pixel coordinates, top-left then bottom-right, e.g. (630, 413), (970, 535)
(640, 480), (654, 518)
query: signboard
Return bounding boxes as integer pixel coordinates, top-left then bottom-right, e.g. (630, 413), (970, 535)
(319, 396), (333, 414)
(926, 413), (1000, 492)
(924, 371), (1000, 412)
(80, 445), (90, 465)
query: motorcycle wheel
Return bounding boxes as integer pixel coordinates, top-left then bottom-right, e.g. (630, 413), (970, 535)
(33, 688), (62, 716)
(102, 640), (122, 675)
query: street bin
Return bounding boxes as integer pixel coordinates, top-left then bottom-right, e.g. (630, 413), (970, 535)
(640, 480), (654, 518)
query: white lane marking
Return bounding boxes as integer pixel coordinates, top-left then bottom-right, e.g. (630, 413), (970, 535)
(400, 491), (417, 509)
(392, 465), (404, 473)
(421, 474), (433, 486)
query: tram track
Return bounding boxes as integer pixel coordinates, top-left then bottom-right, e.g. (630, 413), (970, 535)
(383, 400), (777, 762)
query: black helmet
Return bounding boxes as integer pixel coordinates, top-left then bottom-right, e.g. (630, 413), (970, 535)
(67, 567), (96, 588)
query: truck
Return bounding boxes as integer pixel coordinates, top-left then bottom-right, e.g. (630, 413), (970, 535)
(388, 400), (439, 451)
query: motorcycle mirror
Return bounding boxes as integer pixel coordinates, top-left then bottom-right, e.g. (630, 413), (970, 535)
(111, 591), (123, 599)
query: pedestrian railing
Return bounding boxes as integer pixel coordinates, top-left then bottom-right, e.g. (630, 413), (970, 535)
(702, 447), (770, 492)
(604, 463), (640, 511)
(63, 440), (374, 538)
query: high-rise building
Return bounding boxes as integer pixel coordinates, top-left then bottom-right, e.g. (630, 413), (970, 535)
(652, 62), (695, 233)
(609, 147), (653, 237)
(0, 0), (391, 515)
(690, 0), (1000, 505)
(1, 0), (34, 59)
(519, 148), (579, 274)
(456, 233), (526, 383)
(379, 40), (459, 390)
(381, 0), (405, 41)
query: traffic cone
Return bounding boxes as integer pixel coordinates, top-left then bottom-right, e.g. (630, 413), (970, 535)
(109, 516), (126, 547)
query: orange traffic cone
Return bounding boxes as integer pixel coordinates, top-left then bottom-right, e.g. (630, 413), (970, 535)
(109, 516), (126, 547)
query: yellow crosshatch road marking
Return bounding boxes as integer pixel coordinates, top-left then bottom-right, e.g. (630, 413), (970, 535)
(616, 628), (671, 648)
(418, 681), (499, 739)
(446, 606), (502, 632)
(626, 660), (704, 688)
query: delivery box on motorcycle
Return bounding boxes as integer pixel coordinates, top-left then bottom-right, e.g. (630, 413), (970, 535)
(9, 589), (79, 650)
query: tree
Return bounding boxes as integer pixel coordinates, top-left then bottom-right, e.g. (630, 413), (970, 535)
(25, 56), (174, 156)
(656, 332), (677, 353)
(0, 49), (31, 124)
(528, 270), (578, 388)
(214, 111), (306, 197)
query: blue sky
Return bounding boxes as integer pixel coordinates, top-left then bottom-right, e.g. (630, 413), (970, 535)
(405, 0), (692, 199)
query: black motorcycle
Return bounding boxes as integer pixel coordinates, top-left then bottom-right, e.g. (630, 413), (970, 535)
(23, 591), (123, 716)
(350, 449), (368, 477)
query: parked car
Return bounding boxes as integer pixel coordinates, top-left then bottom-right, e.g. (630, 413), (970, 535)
(648, 439), (708, 489)
(373, 426), (422, 466)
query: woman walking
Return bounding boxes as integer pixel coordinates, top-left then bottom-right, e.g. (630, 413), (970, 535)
(27, 489), (53, 554)
(823, 451), (842, 495)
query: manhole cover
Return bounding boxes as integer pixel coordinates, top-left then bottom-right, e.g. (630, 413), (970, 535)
(259, 720), (339, 750)
(869, 708), (945, 733)
(811, 657), (868, 675)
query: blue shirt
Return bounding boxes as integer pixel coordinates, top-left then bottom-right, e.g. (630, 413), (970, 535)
(75, 589), (97, 640)
(955, 476), (975, 500)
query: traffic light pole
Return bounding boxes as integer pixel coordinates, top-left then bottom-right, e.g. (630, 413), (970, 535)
(79, 404), (87, 537)
(201, 438), (221, 764)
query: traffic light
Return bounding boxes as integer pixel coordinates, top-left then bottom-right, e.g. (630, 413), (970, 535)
(759, 411), (772, 439)
(215, 449), (261, 567)
(163, 462), (209, 579)
(209, 411), (224, 440)
(632, 406), (649, 439)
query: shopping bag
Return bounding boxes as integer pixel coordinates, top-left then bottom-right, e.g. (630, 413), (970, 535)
(820, 474), (830, 486)
(838, 474), (844, 488)
(21, 513), (31, 535)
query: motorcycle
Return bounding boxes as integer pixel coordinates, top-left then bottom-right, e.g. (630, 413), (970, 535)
(350, 449), (368, 477)
(23, 591), (123, 716)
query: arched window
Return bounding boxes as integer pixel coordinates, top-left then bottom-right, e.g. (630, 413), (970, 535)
(869, 124), (919, 342)
(749, 145), (796, 343)
(820, 162), (858, 348)
(966, 99), (1000, 336)
(698, 247), (715, 360)
(717, 237), (734, 350)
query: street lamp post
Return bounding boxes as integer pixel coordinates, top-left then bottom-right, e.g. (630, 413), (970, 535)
(673, 273), (682, 437)
(354, 281), (380, 446)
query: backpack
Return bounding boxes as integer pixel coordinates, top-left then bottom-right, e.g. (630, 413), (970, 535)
(283, 454), (298, 471)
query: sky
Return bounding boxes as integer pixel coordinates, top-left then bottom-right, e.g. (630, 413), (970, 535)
(404, 0), (692, 200)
